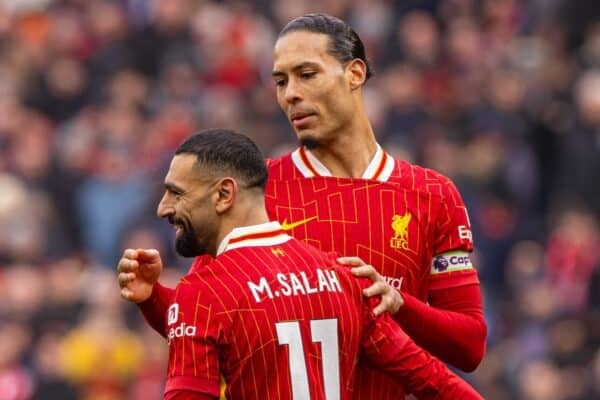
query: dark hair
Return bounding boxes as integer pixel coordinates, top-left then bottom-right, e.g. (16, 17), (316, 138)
(175, 129), (268, 191)
(279, 13), (373, 81)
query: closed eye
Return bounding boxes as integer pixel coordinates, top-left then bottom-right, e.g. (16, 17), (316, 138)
(165, 182), (185, 198)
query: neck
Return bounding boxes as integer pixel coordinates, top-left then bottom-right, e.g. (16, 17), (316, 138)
(214, 194), (270, 254)
(310, 104), (378, 178)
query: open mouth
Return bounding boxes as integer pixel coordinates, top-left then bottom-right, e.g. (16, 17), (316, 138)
(169, 217), (185, 237)
(174, 225), (184, 237)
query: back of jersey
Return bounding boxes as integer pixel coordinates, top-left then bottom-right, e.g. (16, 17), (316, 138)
(165, 233), (369, 400)
(220, 238), (369, 400)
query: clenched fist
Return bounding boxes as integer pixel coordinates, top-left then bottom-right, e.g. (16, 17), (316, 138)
(117, 248), (163, 303)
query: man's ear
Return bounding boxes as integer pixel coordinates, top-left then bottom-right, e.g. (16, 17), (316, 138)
(347, 58), (367, 90)
(214, 177), (237, 214)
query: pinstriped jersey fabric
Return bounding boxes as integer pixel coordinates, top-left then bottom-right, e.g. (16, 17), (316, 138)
(165, 231), (393, 399)
(264, 152), (479, 399)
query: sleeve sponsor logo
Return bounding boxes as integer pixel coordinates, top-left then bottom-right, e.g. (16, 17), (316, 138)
(431, 251), (473, 274)
(433, 256), (450, 272)
(166, 303), (196, 344)
(458, 225), (473, 242)
(167, 322), (197, 344)
(167, 303), (179, 325)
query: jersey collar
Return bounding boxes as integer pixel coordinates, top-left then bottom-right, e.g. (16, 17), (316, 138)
(217, 221), (292, 255)
(291, 144), (395, 181)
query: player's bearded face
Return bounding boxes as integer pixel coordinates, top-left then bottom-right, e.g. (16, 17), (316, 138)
(159, 155), (218, 257)
(171, 189), (215, 257)
(171, 215), (204, 257)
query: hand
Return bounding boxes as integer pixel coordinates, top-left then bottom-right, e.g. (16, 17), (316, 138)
(117, 248), (163, 303)
(337, 256), (404, 316)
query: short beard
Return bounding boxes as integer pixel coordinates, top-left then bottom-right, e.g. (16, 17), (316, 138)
(299, 136), (320, 150)
(175, 225), (205, 257)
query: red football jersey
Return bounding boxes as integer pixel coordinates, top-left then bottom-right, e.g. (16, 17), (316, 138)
(265, 146), (480, 399)
(164, 222), (480, 400)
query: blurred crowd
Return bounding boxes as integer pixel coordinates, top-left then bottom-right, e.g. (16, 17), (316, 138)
(0, 0), (599, 399)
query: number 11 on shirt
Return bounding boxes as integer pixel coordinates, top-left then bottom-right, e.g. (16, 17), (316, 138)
(276, 319), (340, 400)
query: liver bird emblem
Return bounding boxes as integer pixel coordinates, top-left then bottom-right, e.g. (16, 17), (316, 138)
(390, 213), (411, 250)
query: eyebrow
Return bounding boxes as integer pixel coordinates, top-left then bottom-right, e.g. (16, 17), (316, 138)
(272, 61), (320, 77)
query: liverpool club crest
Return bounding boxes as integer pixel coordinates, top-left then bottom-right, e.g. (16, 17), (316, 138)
(390, 213), (411, 250)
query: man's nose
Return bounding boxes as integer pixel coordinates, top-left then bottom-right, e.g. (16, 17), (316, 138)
(157, 194), (173, 219)
(284, 78), (302, 104)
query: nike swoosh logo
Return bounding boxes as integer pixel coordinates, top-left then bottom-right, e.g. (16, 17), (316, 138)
(281, 216), (317, 230)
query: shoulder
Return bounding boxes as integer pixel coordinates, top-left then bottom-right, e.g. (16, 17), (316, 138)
(171, 273), (215, 317)
(282, 237), (336, 262)
(177, 257), (229, 295)
(266, 154), (292, 178)
(393, 159), (464, 204)
(266, 153), (292, 172)
(175, 257), (241, 314)
(265, 157), (278, 169)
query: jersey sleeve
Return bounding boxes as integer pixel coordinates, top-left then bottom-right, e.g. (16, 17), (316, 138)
(429, 176), (479, 290)
(164, 284), (222, 398)
(165, 390), (216, 400)
(138, 282), (174, 337)
(393, 285), (487, 372)
(361, 310), (482, 399)
(138, 256), (214, 337)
